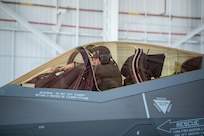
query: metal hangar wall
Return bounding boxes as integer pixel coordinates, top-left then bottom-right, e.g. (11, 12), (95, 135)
(0, 0), (203, 86)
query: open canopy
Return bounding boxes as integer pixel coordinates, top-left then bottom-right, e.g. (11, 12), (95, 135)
(10, 41), (203, 91)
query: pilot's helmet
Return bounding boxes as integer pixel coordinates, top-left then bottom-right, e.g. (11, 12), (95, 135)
(91, 46), (111, 64)
(86, 44), (95, 52)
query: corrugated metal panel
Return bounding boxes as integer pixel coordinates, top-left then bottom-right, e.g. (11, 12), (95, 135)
(0, 57), (13, 86)
(0, 30), (14, 86)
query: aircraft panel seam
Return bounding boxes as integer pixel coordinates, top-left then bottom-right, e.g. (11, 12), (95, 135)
(142, 93), (150, 118)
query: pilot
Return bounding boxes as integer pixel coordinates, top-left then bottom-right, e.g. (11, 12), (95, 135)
(90, 46), (122, 91)
(61, 45), (122, 91)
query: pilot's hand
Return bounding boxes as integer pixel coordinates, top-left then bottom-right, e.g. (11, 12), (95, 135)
(47, 67), (60, 73)
(60, 63), (75, 71)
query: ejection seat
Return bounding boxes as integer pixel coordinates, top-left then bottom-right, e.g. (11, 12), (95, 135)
(121, 48), (165, 85)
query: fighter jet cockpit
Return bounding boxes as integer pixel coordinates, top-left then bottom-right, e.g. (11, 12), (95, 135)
(10, 41), (203, 91)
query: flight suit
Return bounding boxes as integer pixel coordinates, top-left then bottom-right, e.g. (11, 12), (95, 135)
(94, 62), (122, 91)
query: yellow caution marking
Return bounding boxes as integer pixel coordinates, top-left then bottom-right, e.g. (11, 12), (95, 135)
(20, 2), (33, 6)
(128, 12), (140, 15)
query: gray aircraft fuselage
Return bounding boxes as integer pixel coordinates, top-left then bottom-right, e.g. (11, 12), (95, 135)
(0, 42), (204, 136)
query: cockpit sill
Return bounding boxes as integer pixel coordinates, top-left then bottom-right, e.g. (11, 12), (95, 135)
(0, 65), (203, 103)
